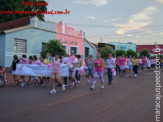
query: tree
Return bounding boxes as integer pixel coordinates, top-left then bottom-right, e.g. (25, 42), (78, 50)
(115, 49), (127, 57)
(41, 39), (66, 57)
(100, 46), (115, 59)
(139, 48), (150, 58)
(157, 54), (163, 59)
(126, 49), (137, 57)
(0, 0), (47, 23)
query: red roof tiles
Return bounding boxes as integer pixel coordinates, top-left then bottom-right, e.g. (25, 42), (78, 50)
(0, 16), (31, 32)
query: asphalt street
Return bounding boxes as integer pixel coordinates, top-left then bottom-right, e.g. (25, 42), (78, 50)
(0, 71), (162, 122)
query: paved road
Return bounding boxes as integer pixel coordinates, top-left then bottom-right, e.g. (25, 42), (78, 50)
(0, 71), (162, 122)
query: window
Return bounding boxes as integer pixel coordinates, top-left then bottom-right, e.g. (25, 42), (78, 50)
(42, 42), (47, 51)
(85, 47), (89, 58)
(70, 47), (78, 55)
(14, 39), (27, 53)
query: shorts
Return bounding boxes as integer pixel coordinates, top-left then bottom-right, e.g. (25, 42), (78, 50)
(51, 72), (60, 80)
(128, 65), (133, 70)
(93, 71), (103, 77)
(119, 65), (126, 70)
(69, 68), (76, 77)
(141, 64), (145, 68)
(87, 69), (93, 76)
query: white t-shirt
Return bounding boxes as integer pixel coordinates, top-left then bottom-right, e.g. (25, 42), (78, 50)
(106, 58), (115, 69)
(128, 58), (133, 65)
(147, 59), (151, 67)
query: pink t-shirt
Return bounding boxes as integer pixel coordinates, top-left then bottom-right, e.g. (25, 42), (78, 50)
(94, 58), (103, 72)
(52, 58), (60, 73)
(28, 60), (33, 64)
(142, 58), (147, 65)
(20, 58), (28, 64)
(119, 57), (126, 66)
(32, 60), (41, 65)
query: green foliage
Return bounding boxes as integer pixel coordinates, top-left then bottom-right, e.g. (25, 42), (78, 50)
(157, 54), (163, 59)
(139, 48), (150, 58)
(100, 46), (115, 59)
(115, 49), (127, 57)
(41, 39), (66, 57)
(0, 0), (47, 23)
(126, 49), (137, 57)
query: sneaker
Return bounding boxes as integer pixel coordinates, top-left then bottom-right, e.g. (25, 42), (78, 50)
(21, 83), (25, 87)
(72, 82), (75, 86)
(134, 74), (137, 78)
(50, 89), (56, 94)
(62, 85), (65, 91)
(30, 85), (34, 88)
(100, 85), (104, 89)
(77, 81), (80, 84)
(90, 86), (95, 90)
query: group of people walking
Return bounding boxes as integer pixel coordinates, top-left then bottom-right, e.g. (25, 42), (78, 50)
(0, 52), (162, 94)
(8, 52), (84, 93)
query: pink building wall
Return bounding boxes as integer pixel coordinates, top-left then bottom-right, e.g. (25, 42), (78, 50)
(56, 22), (84, 55)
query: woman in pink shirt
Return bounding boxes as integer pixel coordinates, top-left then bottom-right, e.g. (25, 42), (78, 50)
(29, 55), (41, 87)
(141, 56), (147, 74)
(28, 56), (33, 64)
(119, 54), (127, 77)
(115, 56), (120, 75)
(32, 55), (41, 65)
(90, 53), (105, 90)
(50, 53), (65, 94)
(21, 55), (28, 64)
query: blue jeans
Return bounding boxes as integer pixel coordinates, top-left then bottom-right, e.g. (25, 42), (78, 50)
(107, 68), (112, 83)
(87, 69), (93, 76)
(75, 70), (81, 81)
(63, 77), (67, 85)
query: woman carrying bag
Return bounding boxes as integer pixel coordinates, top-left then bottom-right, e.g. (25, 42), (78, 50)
(106, 54), (116, 84)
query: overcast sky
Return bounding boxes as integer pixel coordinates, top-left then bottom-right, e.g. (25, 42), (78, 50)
(45, 0), (163, 44)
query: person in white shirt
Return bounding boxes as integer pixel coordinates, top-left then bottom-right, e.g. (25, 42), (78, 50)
(106, 54), (116, 84)
(146, 58), (151, 71)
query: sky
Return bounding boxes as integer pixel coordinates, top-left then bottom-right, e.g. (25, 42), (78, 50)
(45, 0), (163, 44)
